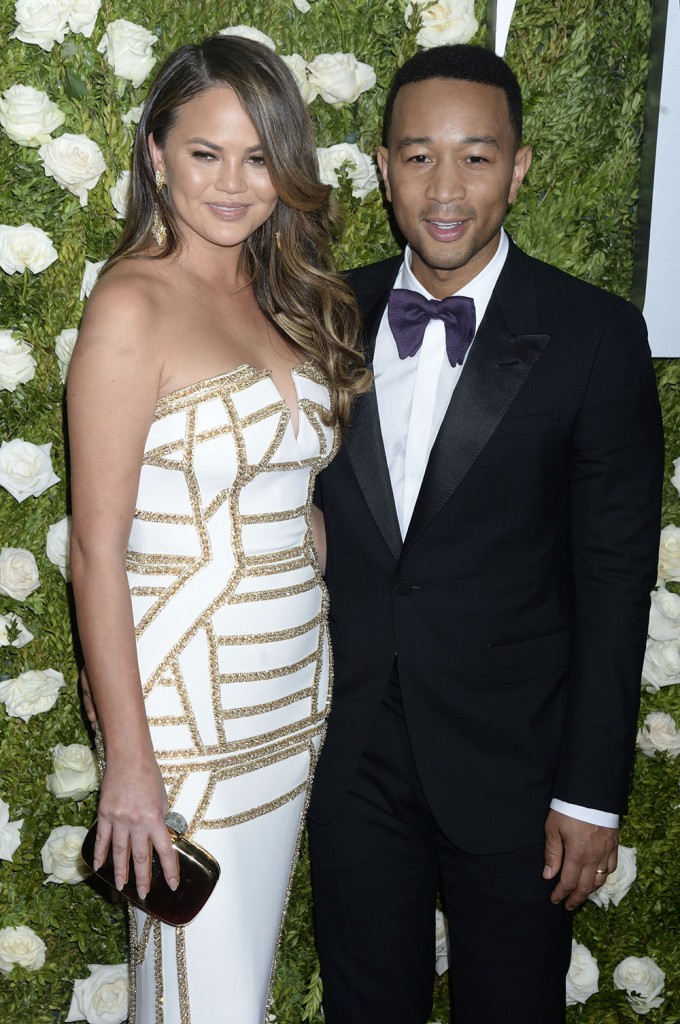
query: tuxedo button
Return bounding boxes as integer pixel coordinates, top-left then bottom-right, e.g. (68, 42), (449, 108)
(395, 581), (413, 596)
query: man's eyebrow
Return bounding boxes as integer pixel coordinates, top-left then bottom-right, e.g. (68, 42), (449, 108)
(397, 136), (432, 149)
(397, 134), (501, 150)
(461, 135), (500, 149)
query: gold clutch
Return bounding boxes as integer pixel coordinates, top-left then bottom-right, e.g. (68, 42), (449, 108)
(81, 811), (220, 927)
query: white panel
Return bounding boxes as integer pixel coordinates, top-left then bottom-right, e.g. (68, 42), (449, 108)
(642, 1), (680, 356)
(493, 0), (519, 56)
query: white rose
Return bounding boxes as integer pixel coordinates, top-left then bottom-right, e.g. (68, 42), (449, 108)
(0, 798), (23, 862)
(66, 963), (129, 1024)
(121, 104), (143, 127)
(97, 20), (158, 89)
(54, 327), (78, 382)
(68, 0), (101, 38)
(0, 330), (36, 392)
(405, 0), (479, 48)
(109, 169), (131, 219)
(10, 0), (70, 51)
(0, 85), (65, 148)
(648, 586), (680, 641)
(565, 940), (599, 1005)
(0, 223), (58, 274)
(589, 846), (637, 908)
(317, 143), (379, 199)
(657, 524), (680, 584)
(0, 668), (65, 722)
(80, 258), (105, 299)
(219, 25), (276, 50)
(307, 53), (376, 106)
(280, 54), (318, 104)
(637, 711), (680, 758)
(47, 743), (99, 801)
(46, 515), (71, 580)
(0, 925), (46, 975)
(0, 547), (40, 601)
(39, 133), (106, 207)
(41, 824), (89, 884)
(434, 909), (449, 976)
(642, 637), (680, 692)
(613, 956), (665, 1014)
(0, 438), (60, 502)
(0, 612), (34, 648)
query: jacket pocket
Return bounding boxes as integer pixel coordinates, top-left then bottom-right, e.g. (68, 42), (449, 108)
(488, 627), (571, 683)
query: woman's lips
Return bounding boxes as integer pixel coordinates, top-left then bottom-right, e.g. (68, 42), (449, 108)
(206, 203), (250, 220)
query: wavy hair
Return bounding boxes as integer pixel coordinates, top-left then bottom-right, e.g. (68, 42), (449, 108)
(105, 35), (368, 428)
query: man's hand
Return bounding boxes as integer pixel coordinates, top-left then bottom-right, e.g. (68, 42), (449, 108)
(543, 809), (618, 910)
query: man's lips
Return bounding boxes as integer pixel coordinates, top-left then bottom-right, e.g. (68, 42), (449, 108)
(423, 218), (468, 242)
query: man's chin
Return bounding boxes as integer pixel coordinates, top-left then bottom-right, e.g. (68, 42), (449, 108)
(410, 243), (472, 275)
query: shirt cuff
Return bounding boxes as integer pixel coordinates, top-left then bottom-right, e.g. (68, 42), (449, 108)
(549, 798), (619, 829)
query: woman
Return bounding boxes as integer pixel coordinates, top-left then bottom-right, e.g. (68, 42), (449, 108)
(68, 35), (367, 1024)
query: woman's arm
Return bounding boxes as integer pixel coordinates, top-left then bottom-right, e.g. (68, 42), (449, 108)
(68, 275), (177, 900)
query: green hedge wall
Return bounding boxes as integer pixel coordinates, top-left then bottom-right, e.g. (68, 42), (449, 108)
(0, 1), (678, 1022)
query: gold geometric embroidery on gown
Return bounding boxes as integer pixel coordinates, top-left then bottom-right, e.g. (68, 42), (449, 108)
(124, 362), (337, 1024)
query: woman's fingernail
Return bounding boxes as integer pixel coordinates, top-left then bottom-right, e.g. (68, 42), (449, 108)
(92, 858), (101, 871)
(168, 877), (178, 891)
(138, 887), (148, 901)
(115, 876), (124, 891)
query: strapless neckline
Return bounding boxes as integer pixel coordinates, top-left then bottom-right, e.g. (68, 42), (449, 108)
(158, 360), (315, 401)
(157, 360), (317, 442)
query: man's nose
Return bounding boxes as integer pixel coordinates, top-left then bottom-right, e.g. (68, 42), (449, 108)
(425, 156), (466, 204)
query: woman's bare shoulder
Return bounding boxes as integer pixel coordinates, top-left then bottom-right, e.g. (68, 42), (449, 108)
(79, 258), (172, 338)
(70, 258), (178, 398)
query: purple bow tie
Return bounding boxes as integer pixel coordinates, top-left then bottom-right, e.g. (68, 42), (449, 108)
(387, 288), (476, 367)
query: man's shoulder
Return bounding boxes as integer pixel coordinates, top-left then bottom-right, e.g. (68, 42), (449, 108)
(347, 254), (402, 310)
(509, 241), (635, 318)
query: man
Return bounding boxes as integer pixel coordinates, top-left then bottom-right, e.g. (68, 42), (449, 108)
(307, 44), (664, 1024)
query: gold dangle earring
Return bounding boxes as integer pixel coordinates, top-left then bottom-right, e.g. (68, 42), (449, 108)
(152, 169), (167, 246)
(275, 230), (282, 252)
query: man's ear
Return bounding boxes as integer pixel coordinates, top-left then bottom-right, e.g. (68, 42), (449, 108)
(377, 146), (392, 203)
(508, 145), (532, 204)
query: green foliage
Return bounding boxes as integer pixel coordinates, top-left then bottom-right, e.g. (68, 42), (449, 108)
(0, 0), (678, 1022)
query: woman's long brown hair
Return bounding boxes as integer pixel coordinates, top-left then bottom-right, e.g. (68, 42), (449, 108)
(104, 35), (370, 428)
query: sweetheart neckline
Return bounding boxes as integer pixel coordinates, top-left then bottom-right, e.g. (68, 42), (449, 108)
(157, 360), (315, 403)
(156, 360), (317, 442)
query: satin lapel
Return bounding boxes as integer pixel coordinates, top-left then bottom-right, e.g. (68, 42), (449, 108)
(345, 269), (403, 562)
(403, 253), (549, 552)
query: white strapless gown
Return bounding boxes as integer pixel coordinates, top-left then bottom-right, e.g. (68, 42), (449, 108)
(124, 362), (337, 1024)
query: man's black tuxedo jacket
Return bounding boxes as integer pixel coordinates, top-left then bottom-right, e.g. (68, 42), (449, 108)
(308, 239), (664, 855)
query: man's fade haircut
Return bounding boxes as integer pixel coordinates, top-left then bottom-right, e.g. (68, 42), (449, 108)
(382, 44), (523, 150)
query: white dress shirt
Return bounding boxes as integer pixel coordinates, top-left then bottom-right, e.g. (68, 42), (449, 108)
(372, 229), (618, 830)
(374, 231), (508, 536)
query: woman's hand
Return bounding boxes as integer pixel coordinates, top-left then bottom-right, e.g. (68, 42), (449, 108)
(93, 753), (179, 901)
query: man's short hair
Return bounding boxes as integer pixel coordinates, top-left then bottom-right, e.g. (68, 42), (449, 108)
(382, 44), (523, 149)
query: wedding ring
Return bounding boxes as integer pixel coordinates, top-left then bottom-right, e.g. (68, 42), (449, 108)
(595, 868), (608, 875)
